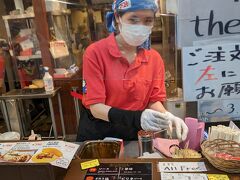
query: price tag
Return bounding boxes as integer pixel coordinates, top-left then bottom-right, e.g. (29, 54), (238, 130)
(80, 159), (100, 170)
(207, 174), (229, 180)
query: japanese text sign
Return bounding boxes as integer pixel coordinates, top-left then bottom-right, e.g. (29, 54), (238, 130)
(172, 0), (240, 47)
(158, 162), (207, 172)
(182, 43), (240, 101)
(198, 99), (240, 122)
(161, 173), (208, 180)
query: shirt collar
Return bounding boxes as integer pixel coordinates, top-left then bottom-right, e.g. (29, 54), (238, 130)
(107, 33), (149, 63)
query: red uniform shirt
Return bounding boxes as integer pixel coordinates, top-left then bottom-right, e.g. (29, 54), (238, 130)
(82, 33), (166, 111)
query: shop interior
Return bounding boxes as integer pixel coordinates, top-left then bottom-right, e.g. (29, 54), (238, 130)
(0, 1), (239, 179)
(0, 0), (191, 140)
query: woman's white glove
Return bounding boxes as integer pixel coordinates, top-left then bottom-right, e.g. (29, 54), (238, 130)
(165, 111), (189, 141)
(141, 109), (170, 131)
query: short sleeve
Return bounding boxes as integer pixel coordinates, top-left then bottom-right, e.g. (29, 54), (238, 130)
(148, 53), (166, 102)
(82, 45), (106, 107)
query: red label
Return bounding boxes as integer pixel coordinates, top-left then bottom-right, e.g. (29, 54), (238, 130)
(119, 0), (131, 9)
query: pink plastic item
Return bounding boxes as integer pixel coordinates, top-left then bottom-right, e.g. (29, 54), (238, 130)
(153, 138), (179, 157)
(180, 117), (205, 151)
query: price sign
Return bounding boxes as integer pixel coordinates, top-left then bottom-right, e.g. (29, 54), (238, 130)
(207, 174), (229, 180)
(161, 173), (208, 180)
(158, 162), (207, 172)
(81, 159), (100, 170)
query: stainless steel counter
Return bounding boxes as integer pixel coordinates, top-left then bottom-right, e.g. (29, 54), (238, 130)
(0, 87), (65, 139)
(0, 87), (61, 100)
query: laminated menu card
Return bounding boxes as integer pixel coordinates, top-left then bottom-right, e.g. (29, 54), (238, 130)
(0, 141), (79, 169)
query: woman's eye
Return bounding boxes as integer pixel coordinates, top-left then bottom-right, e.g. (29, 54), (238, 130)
(129, 19), (140, 24)
(145, 19), (154, 25)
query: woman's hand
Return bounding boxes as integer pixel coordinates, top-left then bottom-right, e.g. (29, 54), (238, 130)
(140, 109), (170, 131)
(165, 112), (189, 141)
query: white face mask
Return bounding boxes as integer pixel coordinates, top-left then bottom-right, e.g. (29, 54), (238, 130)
(119, 18), (153, 47)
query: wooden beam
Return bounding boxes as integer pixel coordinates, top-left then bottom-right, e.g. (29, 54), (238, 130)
(32, 0), (54, 74)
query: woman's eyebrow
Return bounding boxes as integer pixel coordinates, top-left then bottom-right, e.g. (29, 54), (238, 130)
(145, 17), (154, 20)
(129, 15), (140, 19)
(129, 15), (154, 19)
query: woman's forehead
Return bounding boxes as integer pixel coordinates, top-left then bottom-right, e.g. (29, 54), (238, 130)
(122, 10), (155, 18)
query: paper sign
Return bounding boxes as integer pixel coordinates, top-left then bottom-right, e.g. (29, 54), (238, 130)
(182, 43), (240, 101)
(158, 162), (207, 172)
(161, 173), (208, 180)
(81, 159), (100, 170)
(0, 142), (17, 162)
(0, 141), (79, 169)
(29, 141), (79, 169)
(49, 40), (69, 59)
(198, 99), (240, 122)
(170, 0), (240, 47)
(20, 39), (34, 50)
(229, 121), (240, 130)
(207, 174), (229, 180)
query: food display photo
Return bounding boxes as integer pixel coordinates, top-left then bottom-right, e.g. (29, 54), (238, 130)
(0, 141), (79, 169)
(31, 147), (63, 163)
(1, 150), (36, 162)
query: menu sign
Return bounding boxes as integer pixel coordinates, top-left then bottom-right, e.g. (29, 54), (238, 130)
(158, 162), (207, 172)
(161, 173), (208, 180)
(84, 163), (152, 180)
(0, 141), (79, 169)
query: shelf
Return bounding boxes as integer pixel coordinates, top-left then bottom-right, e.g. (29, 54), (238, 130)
(2, 13), (34, 20)
(51, 9), (71, 16)
(16, 54), (42, 61)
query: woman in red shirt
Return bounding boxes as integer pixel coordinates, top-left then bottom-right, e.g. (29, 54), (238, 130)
(77, 0), (188, 141)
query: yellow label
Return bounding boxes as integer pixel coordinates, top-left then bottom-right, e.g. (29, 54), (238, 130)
(80, 159), (100, 170)
(207, 174), (229, 180)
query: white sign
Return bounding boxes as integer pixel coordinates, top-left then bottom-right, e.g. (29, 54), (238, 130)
(158, 162), (207, 172)
(161, 173), (208, 180)
(182, 43), (240, 101)
(198, 99), (240, 122)
(171, 0), (240, 47)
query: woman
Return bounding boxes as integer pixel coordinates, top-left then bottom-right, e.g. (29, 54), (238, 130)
(77, 0), (188, 141)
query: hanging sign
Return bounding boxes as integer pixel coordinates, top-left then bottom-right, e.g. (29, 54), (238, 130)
(170, 0), (240, 47)
(182, 43), (240, 101)
(198, 99), (240, 122)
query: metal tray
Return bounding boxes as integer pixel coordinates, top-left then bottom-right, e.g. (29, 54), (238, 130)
(77, 140), (121, 159)
(21, 88), (45, 94)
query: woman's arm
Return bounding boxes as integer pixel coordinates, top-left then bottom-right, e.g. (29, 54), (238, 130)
(90, 102), (171, 132)
(90, 103), (143, 130)
(90, 101), (167, 122)
(89, 103), (111, 121)
(148, 101), (167, 113)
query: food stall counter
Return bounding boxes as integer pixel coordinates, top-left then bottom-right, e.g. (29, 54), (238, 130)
(64, 158), (240, 180)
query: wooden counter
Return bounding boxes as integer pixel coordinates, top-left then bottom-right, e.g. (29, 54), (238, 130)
(64, 158), (240, 180)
